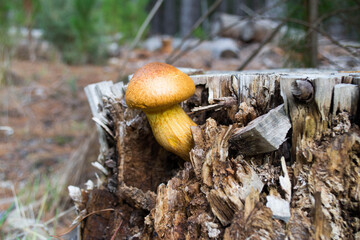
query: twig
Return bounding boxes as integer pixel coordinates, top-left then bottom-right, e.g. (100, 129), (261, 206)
(319, 52), (344, 70)
(315, 6), (360, 25)
(190, 97), (237, 114)
(266, 16), (359, 57)
(343, 44), (360, 49)
(238, 3), (255, 17)
(169, 3), (360, 66)
(110, 219), (123, 240)
(51, 208), (115, 239)
(44, 206), (76, 225)
(237, 21), (286, 70)
(235, 6), (360, 69)
(166, 0), (223, 64)
(118, 0), (164, 80)
(131, 0), (164, 52)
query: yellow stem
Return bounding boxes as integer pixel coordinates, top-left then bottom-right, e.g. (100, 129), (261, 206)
(145, 104), (196, 161)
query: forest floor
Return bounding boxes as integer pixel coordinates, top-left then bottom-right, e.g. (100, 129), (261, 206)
(0, 37), (358, 237)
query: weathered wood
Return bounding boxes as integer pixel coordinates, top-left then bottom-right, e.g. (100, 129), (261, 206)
(191, 97), (237, 113)
(266, 194), (291, 222)
(229, 104), (291, 155)
(279, 157), (291, 202)
(280, 74), (341, 162)
(84, 81), (116, 151)
(117, 184), (156, 211)
(190, 119), (264, 226)
(332, 84), (359, 116)
(279, 72), (360, 239)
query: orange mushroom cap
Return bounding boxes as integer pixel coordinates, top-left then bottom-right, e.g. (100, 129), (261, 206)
(125, 62), (195, 112)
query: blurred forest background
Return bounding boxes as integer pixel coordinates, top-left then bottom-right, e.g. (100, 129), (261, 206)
(0, 0), (359, 239)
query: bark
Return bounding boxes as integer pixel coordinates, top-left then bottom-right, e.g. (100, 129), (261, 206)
(163, 0), (177, 35)
(72, 69), (360, 239)
(150, 0), (163, 34)
(180, 0), (201, 37)
(306, 0), (319, 67)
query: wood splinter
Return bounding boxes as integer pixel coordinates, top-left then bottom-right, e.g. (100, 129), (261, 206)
(190, 97), (237, 113)
(229, 104), (291, 156)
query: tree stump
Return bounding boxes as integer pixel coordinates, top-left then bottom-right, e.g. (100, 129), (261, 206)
(70, 68), (360, 239)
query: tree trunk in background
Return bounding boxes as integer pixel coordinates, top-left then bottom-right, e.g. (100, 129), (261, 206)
(23, 0), (36, 61)
(246, 0), (264, 12)
(201, 0), (210, 34)
(234, 0), (245, 16)
(150, 0), (163, 34)
(180, 0), (201, 37)
(306, 0), (318, 67)
(180, 0), (193, 37)
(219, 0), (228, 13)
(163, 0), (177, 35)
(192, 0), (201, 26)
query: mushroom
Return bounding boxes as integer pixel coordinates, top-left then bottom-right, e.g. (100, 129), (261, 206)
(125, 62), (197, 161)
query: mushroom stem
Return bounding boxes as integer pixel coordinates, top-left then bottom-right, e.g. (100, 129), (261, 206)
(145, 104), (197, 161)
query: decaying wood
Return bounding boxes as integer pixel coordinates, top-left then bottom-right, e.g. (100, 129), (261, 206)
(332, 83), (359, 116)
(229, 104), (291, 155)
(280, 74), (339, 162)
(117, 184), (156, 211)
(191, 97), (237, 113)
(266, 193), (291, 222)
(76, 69), (360, 239)
(191, 119), (265, 226)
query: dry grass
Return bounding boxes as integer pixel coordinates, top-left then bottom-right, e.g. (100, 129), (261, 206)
(0, 131), (100, 239)
(0, 60), (109, 239)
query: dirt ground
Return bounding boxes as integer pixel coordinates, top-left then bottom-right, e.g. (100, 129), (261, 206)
(1, 61), (118, 182)
(0, 60), (122, 234)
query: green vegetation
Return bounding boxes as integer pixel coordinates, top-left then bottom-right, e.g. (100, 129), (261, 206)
(0, 0), (150, 65)
(0, 1), (16, 85)
(36, 0), (106, 64)
(0, 175), (71, 239)
(101, 0), (149, 41)
(35, 0), (150, 64)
